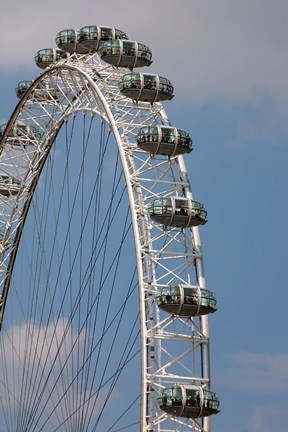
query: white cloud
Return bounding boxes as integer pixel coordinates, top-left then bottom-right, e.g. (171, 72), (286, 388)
(0, 320), (94, 429)
(0, 319), (131, 431)
(236, 403), (287, 432)
(220, 351), (288, 393)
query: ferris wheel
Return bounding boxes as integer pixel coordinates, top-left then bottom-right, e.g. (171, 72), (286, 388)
(0, 25), (219, 432)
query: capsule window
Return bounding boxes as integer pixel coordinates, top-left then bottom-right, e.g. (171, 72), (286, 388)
(175, 199), (189, 216)
(87, 28), (98, 40)
(144, 75), (157, 90)
(149, 127), (158, 141)
(158, 198), (173, 215)
(122, 41), (135, 56)
(56, 30), (77, 45)
(172, 387), (183, 406)
(111, 41), (121, 55)
(186, 389), (200, 407)
(203, 390), (219, 410)
(138, 43), (152, 61)
(78, 26), (98, 42)
(183, 287), (198, 305)
(115, 29), (128, 39)
(120, 73), (140, 90)
(178, 129), (192, 148)
(15, 81), (33, 98)
(101, 27), (114, 40)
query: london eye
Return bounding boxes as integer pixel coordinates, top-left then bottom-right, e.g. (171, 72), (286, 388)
(0, 25), (219, 432)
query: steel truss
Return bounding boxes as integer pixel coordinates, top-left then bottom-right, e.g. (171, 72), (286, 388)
(0, 52), (212, 432)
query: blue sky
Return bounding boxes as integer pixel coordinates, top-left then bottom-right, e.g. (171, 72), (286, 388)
(1, 1), (288, 431)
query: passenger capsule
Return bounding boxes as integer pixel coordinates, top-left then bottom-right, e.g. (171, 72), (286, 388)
(118, 72), (174, 103)
(16, 80), (60, 102)
(0, 122), (42, 147)
(158, 384), (220, 418)
(148, 197), (207, 228)
(78, 25), (128, 52)
(156, 285), (217, 316)
(15, 80), (33, 99)
(34, 48), (69, 69)
(136, 126), (192, 156)
(99, 40), (152, 68)
(0, 175), (21, 197)
(55, 29), (89, 54)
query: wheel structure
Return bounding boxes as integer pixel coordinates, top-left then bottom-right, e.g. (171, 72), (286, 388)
(0, 26), (219, 432)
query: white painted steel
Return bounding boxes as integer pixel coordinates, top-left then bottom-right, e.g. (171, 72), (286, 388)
(0, 49), (213, 432)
